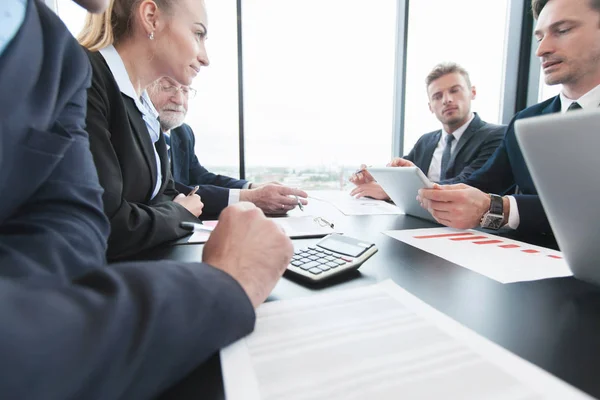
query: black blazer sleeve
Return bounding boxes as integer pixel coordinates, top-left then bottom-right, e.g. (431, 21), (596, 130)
(85, 52), (197, 260)
(0, 261), (255, 399)
(0, 0), (109, 280)
(439, 124), (505, 185)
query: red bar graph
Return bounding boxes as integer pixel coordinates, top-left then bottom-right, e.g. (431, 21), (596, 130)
(473, 240), (504, 245)
(499, 244), (520, 249)
(451, 235), (488, 241)
(414, 232), (474, 239)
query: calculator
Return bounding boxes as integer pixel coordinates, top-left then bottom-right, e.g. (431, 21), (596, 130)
(286, 234), (378, 282)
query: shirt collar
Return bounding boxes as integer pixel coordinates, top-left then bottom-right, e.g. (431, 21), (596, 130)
(99, 45), (161, 141)
(559, 84), (600, 112)
(441, 112), (474, 143)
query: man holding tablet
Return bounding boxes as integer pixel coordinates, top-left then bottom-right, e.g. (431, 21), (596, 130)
(350, 63), (504, 200)
(417, 0), (600, 247)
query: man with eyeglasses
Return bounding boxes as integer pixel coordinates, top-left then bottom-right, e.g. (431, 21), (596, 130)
(149, 77), (308, 216)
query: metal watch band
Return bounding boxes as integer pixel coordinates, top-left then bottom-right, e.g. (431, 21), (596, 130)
(489, 194), (503, 215)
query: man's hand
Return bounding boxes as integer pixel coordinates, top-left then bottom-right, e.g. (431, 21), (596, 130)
(240, 184), (308, 214)
(173, 193), (204, 217)
(387, 158), (416, 168)
(202, 202), (293, 308)
(417, 183), (491, 229)
(349, 182), (390, 200)
(249, 181), (282, 189)
(349, 164), (375, 185)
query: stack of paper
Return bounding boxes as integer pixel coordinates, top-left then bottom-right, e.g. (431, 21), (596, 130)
(221, 281), (590, 400)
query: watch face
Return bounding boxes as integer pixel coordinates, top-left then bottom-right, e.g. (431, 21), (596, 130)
(482, 214), (504, 230)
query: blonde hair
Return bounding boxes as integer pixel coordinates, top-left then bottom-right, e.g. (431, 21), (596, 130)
(425, 62), (472, 90)
(78, 0), (174, 51)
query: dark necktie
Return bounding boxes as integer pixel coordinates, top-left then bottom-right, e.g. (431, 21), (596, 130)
(567, 102), (582, 111)
(440, 133), (455, 180)
(163, 133), (171, 161)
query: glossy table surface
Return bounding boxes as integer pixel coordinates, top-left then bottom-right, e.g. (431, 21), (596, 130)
(145, 198), (600, 399)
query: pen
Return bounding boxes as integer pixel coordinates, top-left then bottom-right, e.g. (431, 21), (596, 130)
(354, 165), (373, 175)
(187, 185), (199, 196)
(295, 195), (304, 211)
(180, 221), (214, 232)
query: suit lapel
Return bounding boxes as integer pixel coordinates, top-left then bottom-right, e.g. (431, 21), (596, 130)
(446, 113), (483, 170)
(420, 131), (440, 172)
(542, 96), (561, 114)
(123, 97), (158, 196)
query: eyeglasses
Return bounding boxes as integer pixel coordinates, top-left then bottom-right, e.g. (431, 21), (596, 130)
(159, 84), (197, 99)
(314, 217), (334, 229)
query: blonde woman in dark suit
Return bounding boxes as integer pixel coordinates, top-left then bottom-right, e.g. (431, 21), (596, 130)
(78, 0), (208, 259)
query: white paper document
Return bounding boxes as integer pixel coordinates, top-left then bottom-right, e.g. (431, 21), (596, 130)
(274, 216), (336, 238)
(186, 217), (335, 244)
(221, 281), (590, 400)
(308, 190), (402, 216)
(384, 227), (572, 283)
(186, 221), (219, 244)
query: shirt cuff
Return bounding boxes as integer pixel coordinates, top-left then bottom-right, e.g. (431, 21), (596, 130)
(228, 189), (241, 205)
(243, 182), (252, 189)
(507, 196), (520, 230)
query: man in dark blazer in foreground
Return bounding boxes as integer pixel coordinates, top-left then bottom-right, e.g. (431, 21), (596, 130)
(417, 0), (600, 246)
(0, 1), (293, 398)
(350, 62), (504, 200)
(149, 77), (308, 216)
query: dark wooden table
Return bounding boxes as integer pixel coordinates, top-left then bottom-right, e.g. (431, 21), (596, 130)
(147, 199), (600, 399)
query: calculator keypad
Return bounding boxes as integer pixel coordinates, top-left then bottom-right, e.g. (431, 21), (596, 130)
(290, 247), (350, 275)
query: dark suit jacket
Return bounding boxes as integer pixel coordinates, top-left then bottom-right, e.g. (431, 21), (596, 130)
(465, 96), (561, 240)
(0, 0), (109, 280)
(0, 3), (256, 399)
(85, 51), (199, 260)
(170, 124), (248, 216)
(404, 113), (505, 184)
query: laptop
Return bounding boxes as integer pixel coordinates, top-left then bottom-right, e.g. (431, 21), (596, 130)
(368, 167), (437, 223)
(515, 110), (600, 286)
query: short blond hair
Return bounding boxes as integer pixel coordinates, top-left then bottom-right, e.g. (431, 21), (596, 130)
(532, 0), (600, 19)
(425, 62), (472, 90)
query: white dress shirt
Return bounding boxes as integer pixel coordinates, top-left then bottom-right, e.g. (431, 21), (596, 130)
(427, 113), (475, 182)
(100, 45), (163, 200)
(0, 0), (26, 57)
(506, 84), (600, 229)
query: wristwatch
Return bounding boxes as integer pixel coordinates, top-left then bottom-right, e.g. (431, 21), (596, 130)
(480, 194), (504, 230)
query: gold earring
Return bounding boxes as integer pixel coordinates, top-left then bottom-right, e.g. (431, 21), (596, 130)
(149, 31), (155, 40)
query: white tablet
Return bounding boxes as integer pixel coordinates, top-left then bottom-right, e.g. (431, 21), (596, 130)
(367, 167), (437, 223)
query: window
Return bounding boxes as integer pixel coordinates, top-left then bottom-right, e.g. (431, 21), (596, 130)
(403, 0), (510, 153)
(241, 0), (397, 189)
(55, 0), (86, 37)
(185, 0), (240, 178)
(537, 70), (562, 102)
